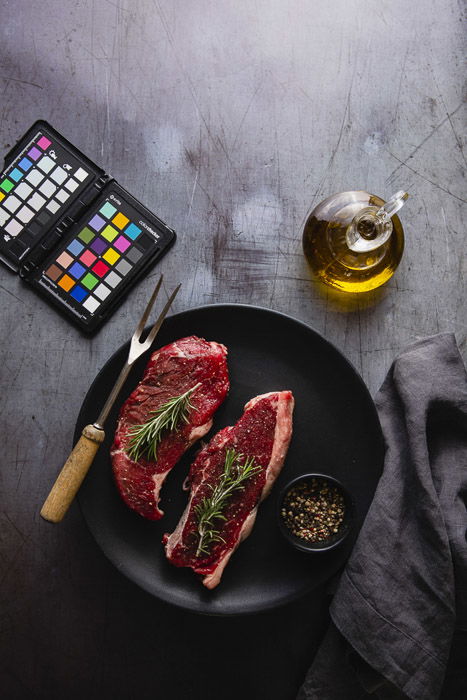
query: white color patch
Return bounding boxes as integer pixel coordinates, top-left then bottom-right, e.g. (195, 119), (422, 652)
(5, 219), (23, 236)
(37, 155), (55, 173)
(17, 205), (34, 223)
(26, 169), (45, 186)
(56, 189), (70, 203)
(51, 166), (67, 185)
(65, 178), (79, 192)
(94, 283), (111, 301)
(15, 182), (33, 200)
(74, 167), (88, 182)
(83, 296), (100, 313)
(3, 195), (21, 213)
(46, 200), (60, 214)
(39, 180), (57, 198)
(29, 193), (46, 211)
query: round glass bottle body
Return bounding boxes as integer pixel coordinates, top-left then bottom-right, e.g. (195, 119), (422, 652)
(302, 191), (404, 293)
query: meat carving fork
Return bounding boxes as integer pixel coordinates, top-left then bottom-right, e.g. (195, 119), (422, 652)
(40, 275), (180, 523)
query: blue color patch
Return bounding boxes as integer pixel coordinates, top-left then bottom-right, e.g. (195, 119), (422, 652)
(9, 168), (23, 182)
(18, 157), (33, 172)
(69, 262), (86, 279)
(70, 285), (87, 302)
(67, 239), (84, 256)
(124, 223), (142, 240)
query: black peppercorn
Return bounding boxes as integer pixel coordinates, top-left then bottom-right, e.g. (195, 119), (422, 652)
(282, 479), (345, 543)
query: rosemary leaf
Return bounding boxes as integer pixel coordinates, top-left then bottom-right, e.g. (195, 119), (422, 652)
(126, 382), (201, 462)
(195, 449), (262, 558)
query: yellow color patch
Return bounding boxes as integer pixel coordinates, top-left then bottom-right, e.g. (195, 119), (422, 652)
(0, 192), (5, 202)
(112, 212), (130, 230)
(103, 247), (120, 265)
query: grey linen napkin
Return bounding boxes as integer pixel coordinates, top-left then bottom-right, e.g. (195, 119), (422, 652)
(297, 333), (467, 700)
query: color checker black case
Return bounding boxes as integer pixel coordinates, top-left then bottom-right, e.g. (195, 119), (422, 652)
(0, 121), (176, 332)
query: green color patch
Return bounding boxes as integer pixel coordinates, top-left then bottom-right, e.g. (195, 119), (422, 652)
(81, 272), (99, 290)
(0, 178), (14, 193)
(78, 227), (95, 244)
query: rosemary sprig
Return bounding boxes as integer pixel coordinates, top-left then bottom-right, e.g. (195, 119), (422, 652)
(194, 448), (262, 557)
(126, 382), (201, 462)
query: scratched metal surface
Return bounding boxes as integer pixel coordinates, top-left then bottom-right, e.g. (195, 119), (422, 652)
(0, 1), (465, 698)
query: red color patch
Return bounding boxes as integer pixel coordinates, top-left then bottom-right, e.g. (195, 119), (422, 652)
(92, 260), (110, 278)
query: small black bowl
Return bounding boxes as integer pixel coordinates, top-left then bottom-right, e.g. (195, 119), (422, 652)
(277, 473), (354, 553)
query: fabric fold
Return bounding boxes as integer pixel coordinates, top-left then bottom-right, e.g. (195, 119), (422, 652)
(298, 333), (467, 700)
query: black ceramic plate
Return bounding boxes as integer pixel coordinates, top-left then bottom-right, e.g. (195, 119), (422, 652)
(76, 304), (384, 615)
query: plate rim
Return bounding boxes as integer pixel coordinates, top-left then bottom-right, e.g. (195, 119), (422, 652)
(76, 302), (384, 616)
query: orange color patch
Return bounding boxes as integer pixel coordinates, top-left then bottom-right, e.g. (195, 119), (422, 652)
(58, 274), (75, 292)
(112, 212), (130, 230)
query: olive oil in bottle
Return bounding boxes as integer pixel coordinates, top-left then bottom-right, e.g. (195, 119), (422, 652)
(303, 190), (407, 293)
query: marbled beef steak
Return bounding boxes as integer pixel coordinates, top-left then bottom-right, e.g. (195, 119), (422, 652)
(111, 336), (229, 520)
(164, 391), (294, 588)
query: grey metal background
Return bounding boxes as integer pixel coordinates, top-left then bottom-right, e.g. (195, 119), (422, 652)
(1, 1), (465, 698)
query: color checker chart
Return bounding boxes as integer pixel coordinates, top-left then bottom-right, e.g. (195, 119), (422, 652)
(0, 127), (98, 266)
(33, 186), (167, 329)
(0, 121), (175, 332)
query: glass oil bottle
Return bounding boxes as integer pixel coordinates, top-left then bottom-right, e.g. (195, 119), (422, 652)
(302, 190), (408, 293)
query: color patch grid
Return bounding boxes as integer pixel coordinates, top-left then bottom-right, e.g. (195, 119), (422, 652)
(0, 132), (90, 255)
(43, 198), (147, 316)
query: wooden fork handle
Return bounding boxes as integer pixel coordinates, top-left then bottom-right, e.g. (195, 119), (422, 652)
(40, 424), (105, 523)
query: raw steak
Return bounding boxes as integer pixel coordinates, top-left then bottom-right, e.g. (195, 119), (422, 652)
(111, 336), (229, 520)
(163, 390), (294, 588)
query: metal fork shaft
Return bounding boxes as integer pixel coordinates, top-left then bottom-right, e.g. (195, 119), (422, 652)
(94, 361), (133, 429)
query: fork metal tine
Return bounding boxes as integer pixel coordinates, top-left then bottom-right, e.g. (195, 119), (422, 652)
(144, 284), (181, 348)
(132, 275), (163, 344)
